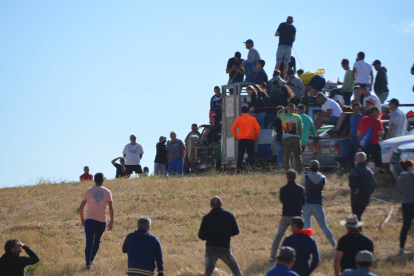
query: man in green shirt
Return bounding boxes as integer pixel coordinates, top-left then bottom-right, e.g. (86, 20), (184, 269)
(337, 58), (355, 105)
(296, 104), (318, 152)
(278, 103), (303, 173)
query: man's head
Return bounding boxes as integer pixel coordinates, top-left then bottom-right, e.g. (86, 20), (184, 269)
(170, 131), (177, 140)
(340, 214), (364, 231)
(399, 159), (414, 172)
(137, 216), (151, 231)
(355, 152), (367, 165)
(273, 80), (280, 88)
(159, 136), (166, 143)
(94, 173), (104, 186)
(256, 60), (265, 71)
(120, 158), (125, 164)
(273, 70), (281, 77)
(130, 134), (137, 144)
(84, 166), (89, 174)
(4, 239), (21, 255)
(244, 39), (253, 49)
(234, 51), (241, 63)
(241, 106), (249, 114)
(297, 104), (305, 114)
(277, 246), (296, 268)
(352, 102), (361, 115)
(276, 106), (284, 113)
(191, 123), (198, 133)
(369, 106), (380, 117)
(361, 84), (370, 96)
(210, 196), (222, 209)
(287, 103), (295, 113)
(316, 93), (327, 105)
(290, 216), (304, 233)
(341, 58), (350, 70)
(357, 51), (365, 61)
(287, 69), (295, 80)
(353, 85), (362, 99)
(355, 250), (375, 271)
(372, 60), (381, 71)
(214, 86), (221, 96)
(297, 69), (304, 78)
(287, 16), (293, 23)
(382, 106), (390, 115)
(309, 160), (319, 172)
(286, 169), (296, 182)
(365, 98), (376, 109)
(388, 98), (399, 111)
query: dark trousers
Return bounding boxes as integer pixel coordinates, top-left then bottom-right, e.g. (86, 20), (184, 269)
(342, 92), (353, 105)
(205, 246), (241, 276)
(347, 138), (360, 168)
(84, 219), (106, 265)
(237, 139), (255, 169)
(400, 202), (414, 248)
(351, 202), (367, 221)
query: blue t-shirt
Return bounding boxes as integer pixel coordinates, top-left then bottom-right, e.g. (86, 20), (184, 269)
(277, 22), (296, 47)
(350, 113), (364, 139)
(341, 268), (378, 276)
(255, 68), (268, 84)
(266, 263), (299, 276)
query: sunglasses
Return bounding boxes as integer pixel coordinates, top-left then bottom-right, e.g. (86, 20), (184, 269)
(130, 137), (136, 139)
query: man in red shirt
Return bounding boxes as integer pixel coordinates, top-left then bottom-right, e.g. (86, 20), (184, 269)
(80, 166), (93, 181)
(357, 106), (384, 175)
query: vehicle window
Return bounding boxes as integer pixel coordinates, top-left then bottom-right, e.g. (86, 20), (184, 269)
(407, 129), (414, 136)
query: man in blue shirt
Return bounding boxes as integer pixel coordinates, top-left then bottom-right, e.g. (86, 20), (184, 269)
(267, 246), (299, 276)
(275, 16), (296, 79)
(255, 60), (268, 84)
(346, 102), (364, 169)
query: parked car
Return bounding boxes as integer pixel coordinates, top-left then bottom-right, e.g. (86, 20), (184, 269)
(381, 128), (414, 172)
(316, 138), (349, 169)
(389, 142), (414, 178)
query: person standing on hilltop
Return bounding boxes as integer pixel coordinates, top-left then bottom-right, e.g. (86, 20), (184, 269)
(79, 173), (114, 270)
(80, 166), (93, 181)
(198, 196), (242, 276)
(274, 16), (296, 80)
(167, 131), (186, 175)
(123, 134), (144, 177)
(0, 239), (40, 276)
(111, 157), (127, 178)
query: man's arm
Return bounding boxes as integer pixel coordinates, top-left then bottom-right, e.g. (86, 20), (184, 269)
(292, 34), (295, 42)
(122, 236), (128, 253)
(107, 202), (114, 231)
(334, 251), (343, 276)
(198, 217), (208, 240)
(352, 67), (357, 81)
(297, 80), (306, 98)
(310, 121), (318, 137)
(308, 240), (320, 275)
(378, 129), (384, 138)
(140, 154), (143, 159)
(370, 70), (374, 86)
(20, 244), (40, 266)
(231, 118), (239, 139)
(155, 239), (164, 275)
(79, 200), (87, 226)
(348, 171), (357, 192)
(230, 215), (240, 236)
(386, 123), (396, 139)
(322, 109), (333, 117)
(298, 127), (302, 139)
(111, 157), (120, 166)
(254, 118), (261, 139)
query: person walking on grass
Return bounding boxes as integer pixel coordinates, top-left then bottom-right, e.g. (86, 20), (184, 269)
(334, 215), (374, 276)
(340, 250), (377, 276)
(111, 157), (127, 178)
(123, 134), (144, 177)
(79, 173), (114, 270)
(198, 196), (242, 276)
(299, 160), (336, 248)
(0, 240), (39, 276)
(80, 166), (93, 181)
(266, 246), (299, 276)
(396, 159), (414, 255)
(122, 217), (164, 276)
(269, 170), (305, 262)
(281, 217), (319, 276)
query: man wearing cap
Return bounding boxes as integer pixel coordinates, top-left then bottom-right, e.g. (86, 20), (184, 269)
(198, 197), (241, 276)
(111, 157), (127, 178)
(122, 216), (164, 276)
(352, 52), (373, 88)
(243, 39), (261, 82)
(226, 51), (245, 84)
(334, 215), (374, 276)
(386, 98), (407, 139)
(281, 217), (319, 276)
(123, 134), (144, 177)
(266, 246), (298, 276)
(361, 84), (381, 111)
(286, 70), (306, 104)
(372, 60), (389, 104)
(275, 16), (296, 80)
(340, 250), (377, 276)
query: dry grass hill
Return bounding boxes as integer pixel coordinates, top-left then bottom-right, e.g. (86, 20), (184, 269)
(1, 171), (414, 275)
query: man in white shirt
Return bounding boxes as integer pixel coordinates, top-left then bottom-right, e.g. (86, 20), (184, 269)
(242, 39), (261, 82)
(386, 98), (408, 139)
(361, 84), (381, 111)
(123, 134), (144, 177)
(352, 52), (373, 88)
(314, 93), (343, 130)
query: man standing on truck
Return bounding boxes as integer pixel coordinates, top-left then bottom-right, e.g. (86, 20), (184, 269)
(243, 39), (261, 82)
(231, 106), (261, 171)
(386, 98), (407, 139)
(226, 51), (245, 84)
(352, 52), (373, 88)
(278, 103), (303, 172)
(275, 16), (296, 80)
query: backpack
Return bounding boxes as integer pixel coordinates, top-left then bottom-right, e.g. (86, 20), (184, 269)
(359, 119), (376, 152)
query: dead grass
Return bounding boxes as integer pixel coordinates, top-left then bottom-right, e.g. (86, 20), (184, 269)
(0, 171), (413, 275)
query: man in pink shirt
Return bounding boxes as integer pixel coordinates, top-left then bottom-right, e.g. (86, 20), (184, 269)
(79, 173), (114, 270)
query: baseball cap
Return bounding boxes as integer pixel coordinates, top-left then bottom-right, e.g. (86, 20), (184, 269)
(244, 39), (254, 45)
(309, 160), (319, 167)
(360, 83), (369, 89)
(355, 250), (374, 263)
(388, 98), (400, 106)
(277, 246), (296, 260)
(372, 60), (381, 66)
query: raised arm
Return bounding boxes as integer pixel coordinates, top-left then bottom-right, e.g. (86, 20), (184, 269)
(111, 157), (120, 165)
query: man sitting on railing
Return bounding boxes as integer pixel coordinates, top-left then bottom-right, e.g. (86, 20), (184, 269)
(314, 93), (343, 130)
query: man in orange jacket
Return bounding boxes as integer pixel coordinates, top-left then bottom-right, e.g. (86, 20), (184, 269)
(231, 106), (261, 170)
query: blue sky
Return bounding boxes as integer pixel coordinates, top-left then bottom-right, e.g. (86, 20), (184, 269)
(1, 0), (413, 187)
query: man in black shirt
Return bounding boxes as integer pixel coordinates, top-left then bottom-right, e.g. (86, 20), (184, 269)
(198, 196), (241, 276)
(273, 106), (284, 167)
(269, 170), (305, 262)
(226, 51), (245, 84)
(334, 215), (374, 276)
(111, 157), (127, 178)
(279, 56), (296, 79)
(0, 239), (39, 276)
(275, 16), (296, 79)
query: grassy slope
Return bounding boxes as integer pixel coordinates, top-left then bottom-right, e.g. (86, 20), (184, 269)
(0, 172), (413, 276)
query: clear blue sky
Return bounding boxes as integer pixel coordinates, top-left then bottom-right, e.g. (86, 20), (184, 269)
(1, 0), (413, 188)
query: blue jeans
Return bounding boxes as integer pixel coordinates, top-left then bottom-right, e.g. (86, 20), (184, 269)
(276, 141), (283, 167)
(255, 112), (265, 129)
(168, 158), (183, 175)
(327, 116), (339, 125)
(84, 219), (106, 265)
(303, 204), (336, 246)
(276, 45), (292, 62)
(347, 138), (360, 168)
(243, 61), (258, 82)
